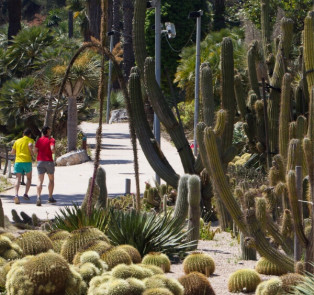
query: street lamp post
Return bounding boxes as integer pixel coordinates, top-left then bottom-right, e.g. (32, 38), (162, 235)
(106, 31), (114, 124)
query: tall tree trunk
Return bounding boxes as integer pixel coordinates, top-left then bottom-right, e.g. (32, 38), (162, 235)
(87, 0), (101, 40)
(122, 0), (135, 80)
(67, 96), (78, 152)
(7, 0), (21, 42)
(108, 0), (113, 32)
(112, 0), (121, 46)
(213, 0), (225, 31)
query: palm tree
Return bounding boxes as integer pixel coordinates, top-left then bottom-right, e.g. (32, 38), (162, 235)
(51, 52), (100, 152)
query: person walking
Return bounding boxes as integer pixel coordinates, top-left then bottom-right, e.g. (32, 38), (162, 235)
(35, 126), (57, 206)
(10, 128), (35, 204)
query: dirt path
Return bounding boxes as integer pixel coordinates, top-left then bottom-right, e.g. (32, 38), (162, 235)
(0, 122), (183, 220)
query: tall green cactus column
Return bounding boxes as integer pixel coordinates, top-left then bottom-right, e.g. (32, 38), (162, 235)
(187, 175), (201, 248)
(279, 73), (292, 162)
(304, 11), (314, 93)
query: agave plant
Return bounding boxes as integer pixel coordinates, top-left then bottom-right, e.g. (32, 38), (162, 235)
(52, 203), (110, 232)
(106, 209), (196, 257)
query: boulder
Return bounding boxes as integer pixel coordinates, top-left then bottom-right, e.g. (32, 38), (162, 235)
(109, 109), (128, 124)
(56, 150), (90, 166)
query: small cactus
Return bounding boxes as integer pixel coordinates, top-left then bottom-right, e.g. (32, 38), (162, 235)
(280, 273), (304, 293)
(255, 278), (283, 295)
(256, 257), (288, 275)
(100, 246), (132, 270)
(178, 272), (216, 295)
(15, 230), (53, 255)
(60, 227), (110, 263)
(144, 274), (184, 295)
(116, 244), (142, 263)
(143, 288), (174, 295)
(142, 252), (171, 273)
(73, 240), (111, 265)
(138, 263), (164, 275)
(183, 252), (215, 277)
(111, 263), (152, 280)
(228, 269), (261, 293)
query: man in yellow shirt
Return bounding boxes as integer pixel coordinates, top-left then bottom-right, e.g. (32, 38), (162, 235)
(10, 128), (35, 204)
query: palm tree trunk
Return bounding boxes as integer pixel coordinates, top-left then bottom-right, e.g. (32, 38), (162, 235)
(8, 0), (22, 42)
(87, 0), (101, 40)
(67, 96), (78, 152)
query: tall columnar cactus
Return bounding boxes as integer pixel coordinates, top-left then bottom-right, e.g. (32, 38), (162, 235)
(128, 70), (179, 187)
(220, 37), (236, 156)
(200, 63), (215, 127)
(173, 174), (190, 224)
(280, 17), (294, 61)
(304, 11), (314, 93)
(95, 166), (107, 209)
(234, 74), (247, 119)
(247, 42), (261, 99)
(279, 73), (292, 162)
(187, 175), (201, 247)
(0, 199), (4, 228)
(133, 0), (147, 75)
(268, 42), (286, 155)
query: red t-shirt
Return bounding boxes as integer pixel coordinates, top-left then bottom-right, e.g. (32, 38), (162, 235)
(36, 136), (55, 161)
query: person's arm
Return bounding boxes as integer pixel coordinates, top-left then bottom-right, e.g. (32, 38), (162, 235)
(28, 143), (35, 159)
(50, 138), (55, 161)
(10, 142), (16, 155)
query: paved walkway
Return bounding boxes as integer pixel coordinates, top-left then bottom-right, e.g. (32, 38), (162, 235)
(0, 122), (183, 220)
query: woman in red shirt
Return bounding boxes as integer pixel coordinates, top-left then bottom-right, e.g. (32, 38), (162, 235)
(35, 126), (57, 206)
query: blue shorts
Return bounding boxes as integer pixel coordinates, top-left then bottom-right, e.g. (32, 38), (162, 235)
(14, 162), (32, 174)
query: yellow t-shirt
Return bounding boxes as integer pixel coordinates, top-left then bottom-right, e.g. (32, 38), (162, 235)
(13, 136), (34, 163)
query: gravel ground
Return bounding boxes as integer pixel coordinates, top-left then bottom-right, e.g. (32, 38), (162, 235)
(166, 229), (276, 295)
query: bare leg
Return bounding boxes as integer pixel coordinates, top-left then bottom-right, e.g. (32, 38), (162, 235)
(15, 173), (21, 196)
(25, 171), (32, 195)
(47, 174), (54, 199)
(37, 174), (45, 200)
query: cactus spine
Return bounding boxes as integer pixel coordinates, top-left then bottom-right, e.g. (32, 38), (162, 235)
(187, 175), (201, 247)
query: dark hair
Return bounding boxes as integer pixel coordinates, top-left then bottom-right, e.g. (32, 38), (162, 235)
(23, 128), (32, 136)
(42, 126), (50, 136)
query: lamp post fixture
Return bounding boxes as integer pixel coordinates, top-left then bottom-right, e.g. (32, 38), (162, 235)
(189, 10), (203, 156)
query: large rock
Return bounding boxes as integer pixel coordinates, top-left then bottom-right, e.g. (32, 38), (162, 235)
(109, 108), (128, 124)
(56, 150), (90, 166)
